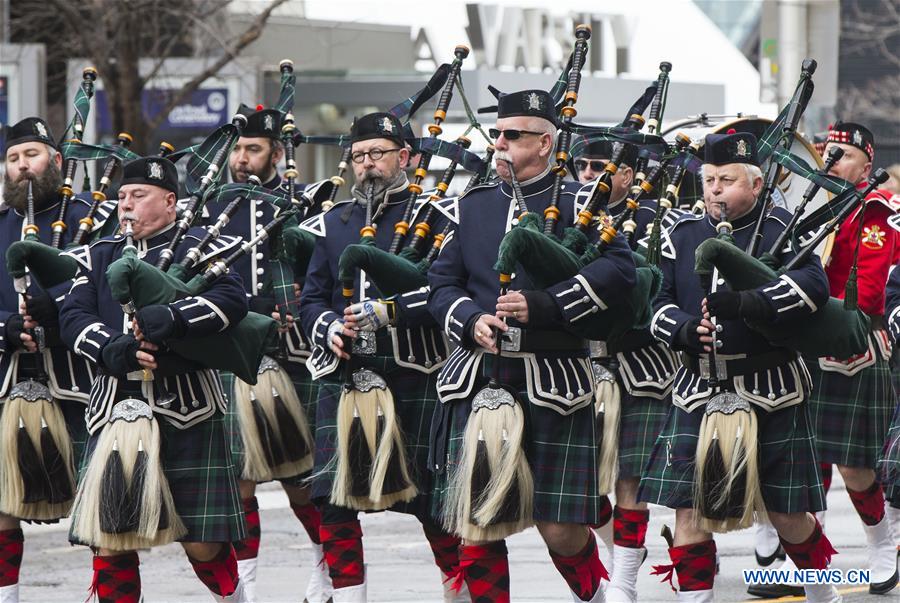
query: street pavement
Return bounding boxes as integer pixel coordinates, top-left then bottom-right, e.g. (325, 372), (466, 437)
(17, 472), (897, 602)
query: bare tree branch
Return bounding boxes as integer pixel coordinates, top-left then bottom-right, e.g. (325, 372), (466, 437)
(145, 0), (289, 132)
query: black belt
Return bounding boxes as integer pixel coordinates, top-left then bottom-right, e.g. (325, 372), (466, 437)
(500, 327), (586, 353)
(682, 349), (797, 380)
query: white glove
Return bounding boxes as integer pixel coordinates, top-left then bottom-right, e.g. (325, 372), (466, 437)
(347, 300), (395, 331)
(326, 319), (345, 355)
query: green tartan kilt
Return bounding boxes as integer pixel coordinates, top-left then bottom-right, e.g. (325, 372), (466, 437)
(221, 361), (319, 487)
(616, 385), (670, 479)
(57, 398), (90, 468)
(73, 412), (245, 544)
(806, 352), (896, 469)
(311, 352), (438, 519)
(638, 400), (826, 514)
(430, 356), (604, 527)
(878, 398), (900, 486)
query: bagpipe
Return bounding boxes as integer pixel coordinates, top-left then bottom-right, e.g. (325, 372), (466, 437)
(0, 181), (77, 521)
(331, 182), (418, 511)
(492, 65), (676, 343)
(89, 114), (280, 386)
(335, 46), (494, 298)
(51, 67), (98, 248)
(693, 169), (888, 360)
(692, 59), (885, 360)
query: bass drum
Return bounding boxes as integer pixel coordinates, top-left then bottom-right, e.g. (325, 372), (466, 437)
(662, 115), (833, 264)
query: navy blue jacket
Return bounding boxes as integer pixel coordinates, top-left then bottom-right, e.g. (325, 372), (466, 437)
(428, 167), (637, 415)
(300, 178), (449, 379)
(0, 194), (114, 401)
(59, 224), (246, 432)
(650, 203), (830, 412)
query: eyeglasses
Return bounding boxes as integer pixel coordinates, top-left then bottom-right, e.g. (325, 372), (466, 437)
(574, 159), (607, 172)
(350, 148), (401, 163)
(489, 128), (545, 141)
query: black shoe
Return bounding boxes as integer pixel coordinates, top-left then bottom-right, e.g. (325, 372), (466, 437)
(754, 544), (786, 567)
(746, 583), (805, 599)
(870, 567), (899, 595)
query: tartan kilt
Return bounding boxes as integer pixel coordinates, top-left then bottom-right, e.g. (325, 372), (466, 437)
(878, 398), (900, 487)
(892, 349), (900, 393)
(311, 352), (438, 519)
(616, 385), (669, 479)
(72, 412), (245, 544)
(638, 401), (826, 514)
(806, 353), (895, 469)
(222, 361), (319, 487)
(430, 355), (604, 527)
(58, 398), (90, 468)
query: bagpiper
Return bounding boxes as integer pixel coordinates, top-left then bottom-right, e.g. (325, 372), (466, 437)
(638, 131), (839, 602)
(800, 121), (900, 596)
(0, 117), (112, 603)
(299, 111), (462, 601)
(59, 156), (248, 602)
(215, 103), (331, 603)
(428, 88), (638, 603)
(573, 140), (680, 602)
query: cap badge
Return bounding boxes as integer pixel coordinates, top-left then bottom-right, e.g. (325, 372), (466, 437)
(263, 114), (274, 131)
(34, 121), (48, 138)
(853, 130), (863, 146)
(526, 92), (543, 111)
(380, 116), (394, 134)
(148, 161), (163, 180)
(735, 139), (749, 158)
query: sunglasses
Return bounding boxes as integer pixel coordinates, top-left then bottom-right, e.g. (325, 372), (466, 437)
(489, 128), (545, 141)
(574, 159), (608, 172)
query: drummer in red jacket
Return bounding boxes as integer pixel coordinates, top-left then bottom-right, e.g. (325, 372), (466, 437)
(810, 121), (900, 595)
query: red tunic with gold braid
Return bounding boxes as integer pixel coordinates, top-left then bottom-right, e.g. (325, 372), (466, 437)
(824, 185), (900, 317)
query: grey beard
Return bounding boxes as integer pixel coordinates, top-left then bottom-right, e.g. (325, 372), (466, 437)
(3, 161), (63, 211)
(351, 169), (408, 207)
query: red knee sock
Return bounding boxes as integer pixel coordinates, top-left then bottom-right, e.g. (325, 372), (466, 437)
(821, 463), (833, 494)
(320, 520), (364, 589)
(455, 541), (510, 603)
(422, 522), (461, 578)
(233, 497), (261, 561)
(188, 544), (239, 597)
(0, 529), (23, 587)
(613, 506), (650, 548)
(589, 495), (613, 529)
(549, 532), (609, 600)
(652, 539), (716, 592)
(290, 502), (322, 545)
(781, 518), (838, 570)
(91, 552), (141, 603)
(848, 481), (886, 526)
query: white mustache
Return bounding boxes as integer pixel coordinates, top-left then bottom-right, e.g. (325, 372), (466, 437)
(494, 151), (513, 165)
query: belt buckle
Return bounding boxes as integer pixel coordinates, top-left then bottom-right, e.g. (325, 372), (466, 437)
(352, 331), (377, 356)
(698, 356), (728, 380)
(500, 326), (522, 352)
(589, 340), (608, 358)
